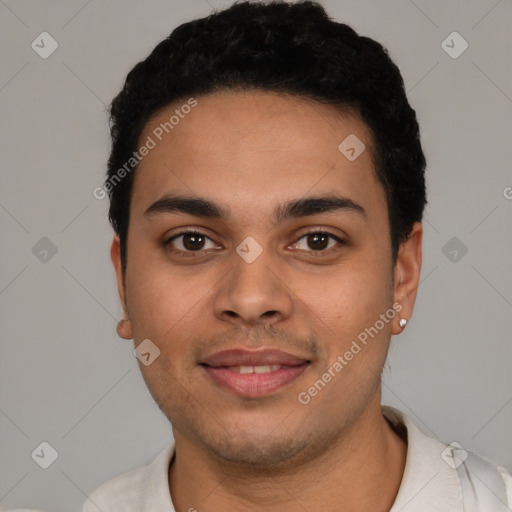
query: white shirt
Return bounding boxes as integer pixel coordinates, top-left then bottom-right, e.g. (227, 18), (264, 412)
(82, 406), (512, 511)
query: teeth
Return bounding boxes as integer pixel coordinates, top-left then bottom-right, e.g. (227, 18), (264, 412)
(229, 364), (282, 374)
(254, 365), (272, 374)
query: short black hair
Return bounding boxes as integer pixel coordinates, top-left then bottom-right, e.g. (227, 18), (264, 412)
(105, 0), (426, 272)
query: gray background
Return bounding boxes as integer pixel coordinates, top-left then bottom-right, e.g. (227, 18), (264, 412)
(1, 0), (511, 510)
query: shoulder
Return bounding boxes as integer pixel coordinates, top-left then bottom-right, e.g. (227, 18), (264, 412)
(383, 405), (512, 509)
(82, 463), (149, 512)
(82, 444), (175, 512)
(497, 464), (512, 505)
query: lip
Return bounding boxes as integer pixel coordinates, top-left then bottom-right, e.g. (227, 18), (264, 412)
(201, 348), (309, 367)
(200, 348), (310, 398)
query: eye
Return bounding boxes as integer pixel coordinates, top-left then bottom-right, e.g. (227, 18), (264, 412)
(291, 231), (344, 252)
(165, 231), (218, 253)
(164, 229), (345, 257)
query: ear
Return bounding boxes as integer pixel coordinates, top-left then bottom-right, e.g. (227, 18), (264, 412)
(392, 222), (423, 335)
(110, 235), (133, 340)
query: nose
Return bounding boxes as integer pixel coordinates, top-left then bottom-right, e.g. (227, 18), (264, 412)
(213, 246), (293, 327)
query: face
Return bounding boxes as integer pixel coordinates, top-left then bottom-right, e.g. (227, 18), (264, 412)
(112, 90), (422, 469)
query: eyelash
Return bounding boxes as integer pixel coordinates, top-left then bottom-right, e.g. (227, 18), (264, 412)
(163, 229), (345, 257)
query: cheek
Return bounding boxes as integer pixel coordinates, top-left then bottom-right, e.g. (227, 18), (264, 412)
(302, 259), (393, 362)
(125, 259), (207, 344)
(126, 265), (205, 392)
(310, 257), (392, 317)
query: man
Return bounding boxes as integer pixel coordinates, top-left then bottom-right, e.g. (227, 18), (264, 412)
(85, 1), (512, 510)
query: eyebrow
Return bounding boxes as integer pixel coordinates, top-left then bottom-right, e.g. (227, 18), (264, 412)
(143, 194), (366, 225)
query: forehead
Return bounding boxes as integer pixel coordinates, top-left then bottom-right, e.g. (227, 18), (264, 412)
(130, 90), (385, 222)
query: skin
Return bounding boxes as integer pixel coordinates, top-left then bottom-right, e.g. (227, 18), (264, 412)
(111, 90), (423, 511)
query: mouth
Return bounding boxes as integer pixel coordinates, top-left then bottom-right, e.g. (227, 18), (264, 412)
(200, 348), (311, 398)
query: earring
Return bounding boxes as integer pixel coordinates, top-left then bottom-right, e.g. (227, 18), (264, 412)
(399, 318), (407, 329)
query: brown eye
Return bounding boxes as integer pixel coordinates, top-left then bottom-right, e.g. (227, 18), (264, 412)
(182, 233), (206, 251)
(165, 231), (217, 253)
(306, 233), (329, 250)
(292, 231), (344, 252)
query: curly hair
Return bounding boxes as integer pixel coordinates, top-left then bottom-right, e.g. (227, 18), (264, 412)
(106, 0), (427, 271)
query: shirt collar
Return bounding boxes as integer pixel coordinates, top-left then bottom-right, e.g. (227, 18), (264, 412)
(140, 444), (175, 512)
(384, 405), (463, 512)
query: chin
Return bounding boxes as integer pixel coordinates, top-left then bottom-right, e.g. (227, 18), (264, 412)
(205, 432), (311, 470)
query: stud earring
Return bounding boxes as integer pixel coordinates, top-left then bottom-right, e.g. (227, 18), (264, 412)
(399, 318), (407, 329)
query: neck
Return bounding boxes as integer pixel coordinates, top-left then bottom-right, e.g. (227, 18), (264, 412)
(169, 399), (407, 512)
